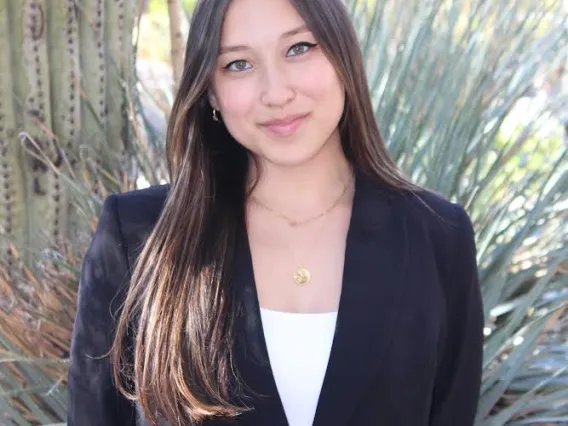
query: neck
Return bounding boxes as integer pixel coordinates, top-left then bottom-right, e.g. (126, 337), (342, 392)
(247, 141), (354, 218)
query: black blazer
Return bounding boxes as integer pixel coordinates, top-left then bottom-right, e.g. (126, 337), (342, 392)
(67, 172), (484, 426)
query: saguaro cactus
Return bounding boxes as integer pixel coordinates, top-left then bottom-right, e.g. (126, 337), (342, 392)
(0, 0), (137, 267)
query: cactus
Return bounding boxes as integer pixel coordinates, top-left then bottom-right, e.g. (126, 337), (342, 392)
(0, 0), (138, 268)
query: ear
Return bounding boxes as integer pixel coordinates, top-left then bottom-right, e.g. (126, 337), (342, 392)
(208, 90), (220, 110)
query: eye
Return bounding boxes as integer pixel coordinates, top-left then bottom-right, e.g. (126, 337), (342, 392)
(287, 41), (317, 57)
(224, 60), (252, 72)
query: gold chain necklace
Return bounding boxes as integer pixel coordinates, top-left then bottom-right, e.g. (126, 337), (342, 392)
(249, 175), (353, 285)
(249, 175), (352, 228)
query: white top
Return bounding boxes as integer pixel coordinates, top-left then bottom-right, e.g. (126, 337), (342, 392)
(259, 307), (338, 426)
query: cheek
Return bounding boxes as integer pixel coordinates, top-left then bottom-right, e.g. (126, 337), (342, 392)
(294, 57), (344, 105)
(212, 79), (258, 148)
(216, 81), (255, 118)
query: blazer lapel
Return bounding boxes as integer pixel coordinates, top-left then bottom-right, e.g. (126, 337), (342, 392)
(230, 226), (289, 426)
(231, 172), (409, 426)
(312, 174), (409, 426)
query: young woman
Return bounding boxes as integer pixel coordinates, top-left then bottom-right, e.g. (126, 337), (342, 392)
(67, 0), (484, 425)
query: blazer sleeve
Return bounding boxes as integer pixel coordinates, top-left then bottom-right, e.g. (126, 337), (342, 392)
(67, 194), (136, 426)
(429, 206), (484, 426)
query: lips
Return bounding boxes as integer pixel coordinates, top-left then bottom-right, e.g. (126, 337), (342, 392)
(260, 113), (309, 136)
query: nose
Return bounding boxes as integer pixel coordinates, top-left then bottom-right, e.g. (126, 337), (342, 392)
(260, 64), (296, 108)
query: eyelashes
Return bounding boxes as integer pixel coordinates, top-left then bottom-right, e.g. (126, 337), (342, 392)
(288, 41), (318, 56)
(223, 59), (250, 72)
(222, 41), (319, 72)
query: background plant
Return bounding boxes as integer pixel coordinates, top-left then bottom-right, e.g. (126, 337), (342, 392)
(1, 0), (567, 424)
(0, 0), (139, 424)
(346, 0), (568, 423)
(0, 0), (139, 269)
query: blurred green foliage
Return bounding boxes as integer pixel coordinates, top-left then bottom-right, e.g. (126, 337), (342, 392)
(0, 0), (567, 425)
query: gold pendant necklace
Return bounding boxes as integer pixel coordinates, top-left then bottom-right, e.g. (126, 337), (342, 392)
(289, 215), (329, 285)
(249, 173), (353, 285)
(293, 266), (311, 285)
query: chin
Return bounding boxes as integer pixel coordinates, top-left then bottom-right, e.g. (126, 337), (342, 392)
(260, 143), (326, 169)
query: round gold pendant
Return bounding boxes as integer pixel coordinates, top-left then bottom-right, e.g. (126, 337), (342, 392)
(293, 267), (311, 285)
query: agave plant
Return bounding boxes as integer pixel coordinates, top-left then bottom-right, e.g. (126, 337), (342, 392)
(346, 0), (568, 423)
(1, 0), (567, 424)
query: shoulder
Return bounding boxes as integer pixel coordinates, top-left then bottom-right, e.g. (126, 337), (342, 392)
(382, 186), (477, 282)
(390, 187), (474, 241)
(112, 183), (171, 220)
(357, 172), (471, 239)
(99, 183), (171, 248)
(111, 183), (170, 225)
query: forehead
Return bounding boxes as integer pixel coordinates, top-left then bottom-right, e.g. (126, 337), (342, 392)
(221, 0), (307, 42)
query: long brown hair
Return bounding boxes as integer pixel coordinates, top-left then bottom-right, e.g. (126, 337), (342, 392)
(110, 0), (415, 424)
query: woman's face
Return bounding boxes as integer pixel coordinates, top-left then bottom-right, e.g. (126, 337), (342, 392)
(209, 0), (345, 168)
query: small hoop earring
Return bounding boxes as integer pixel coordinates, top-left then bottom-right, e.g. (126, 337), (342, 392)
(212, 109), (220, 122)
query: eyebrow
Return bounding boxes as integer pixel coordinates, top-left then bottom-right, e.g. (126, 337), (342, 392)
(218, 24), (310, 55)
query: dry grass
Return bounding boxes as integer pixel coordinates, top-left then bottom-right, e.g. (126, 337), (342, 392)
(0, 240), (89, 424)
